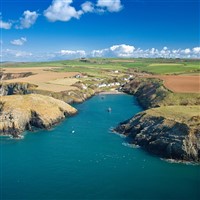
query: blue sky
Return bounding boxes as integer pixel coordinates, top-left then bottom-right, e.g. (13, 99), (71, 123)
(0, 0), (199, 61)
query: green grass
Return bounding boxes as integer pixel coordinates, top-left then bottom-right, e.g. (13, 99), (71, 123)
(2, 58), (200, 75)
(120, 59), (200, 74)
(147, 106), (200, 125)
(161, 93), (200, 106)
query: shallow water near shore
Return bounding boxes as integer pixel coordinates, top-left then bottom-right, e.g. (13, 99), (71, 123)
(1, 94), (200, 200)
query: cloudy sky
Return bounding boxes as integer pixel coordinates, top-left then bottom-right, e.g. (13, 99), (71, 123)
(0, 0), (199, 61)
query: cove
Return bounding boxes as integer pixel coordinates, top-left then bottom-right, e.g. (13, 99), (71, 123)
(0, 94), (200, 200)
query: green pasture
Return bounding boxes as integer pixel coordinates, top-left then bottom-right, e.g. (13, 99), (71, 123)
(1, 58), (200, 75)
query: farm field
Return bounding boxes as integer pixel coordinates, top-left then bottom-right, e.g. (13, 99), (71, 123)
(4, 67), (80, 92)
(1, 58), (200, 93)
(2, 58), (200, 74)
(144, 75), (200, 93)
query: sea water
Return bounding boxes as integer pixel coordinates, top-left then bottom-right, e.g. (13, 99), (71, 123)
(0, 94), (199, 200)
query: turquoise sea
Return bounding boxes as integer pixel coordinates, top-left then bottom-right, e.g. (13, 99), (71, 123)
(0, 94), (199, 200)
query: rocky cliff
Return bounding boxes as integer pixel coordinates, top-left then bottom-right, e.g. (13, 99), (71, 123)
(114, 106), (200, 163)
(120, 78), (169, 109)
(0, 82), (37, 96)
(0, 82), (95, 104)
(120, 78), (200, 109)
(0, 94), (77, 138)
(32, 88), (95, 104)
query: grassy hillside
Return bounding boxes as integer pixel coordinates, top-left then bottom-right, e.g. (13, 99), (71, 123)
(0, 94), (77, 137)
(147, 106), (200, 125)
(120, 77), (200, 108)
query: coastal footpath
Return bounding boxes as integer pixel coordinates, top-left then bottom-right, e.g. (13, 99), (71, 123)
(115, 77), (200, 163)
(0, 94), (77, 138)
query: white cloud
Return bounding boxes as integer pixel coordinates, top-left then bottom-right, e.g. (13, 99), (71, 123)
(172, 49), (180, 54)
(0, 19), (12, 29)
(91, 44), (135, 57)
(110, 44), (135, 57)
(90, 45), (200, 59)
(2, 45), (200, 62)
(159, 46), (170, 57)
(44, 0), (83, 22)
(81, 1), (95, 13)
(149, 48), (159, 55)
(10, 37), (27, 46)
(97, 0), (123, 12)
(163, 46), (168, 51)
(91, 49), (109, 57)
(44, 0), (124, 22)
(16, 10), (39, 29)
(5, 49), (32, 57)
(59, 49), (86, 58)
(193, 47), (200, 54)
(1, 49), (32, 61)
(182, 48), (191, 54)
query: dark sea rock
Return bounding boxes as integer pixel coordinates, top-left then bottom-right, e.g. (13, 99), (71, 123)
(115, 109), (200, 163)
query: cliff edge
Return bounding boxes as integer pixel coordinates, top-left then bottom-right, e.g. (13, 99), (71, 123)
(115, 106), (200, 163)
(0, 94), (77, 138)
(120, 77), (200, 109)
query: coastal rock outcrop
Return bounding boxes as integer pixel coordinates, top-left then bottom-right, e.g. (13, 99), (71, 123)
(0, 82), (37, 96)
(0, 94), (77, 138)
(0, 82), (95, 103)
(114, 106), (200, 163)
(120, 78), (169, 109)
(120, 78), (200, 109)
(33, 88), (95, 104)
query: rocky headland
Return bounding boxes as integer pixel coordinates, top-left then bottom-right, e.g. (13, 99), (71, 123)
(114, 106), (200, 162)
(0, 94), (77, 138)
(0, 76), (97, 139)
(115, 77), (200, 163)
(0, 82), (95, 104)
(120, 77), (200, 109)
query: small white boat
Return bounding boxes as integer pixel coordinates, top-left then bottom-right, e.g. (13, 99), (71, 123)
(107, 107), (112, 112)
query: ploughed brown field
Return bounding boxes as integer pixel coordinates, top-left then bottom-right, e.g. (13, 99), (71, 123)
(3, 67), (80, 92)
(3, 67), (200, 94)
(146, 75), (200, 93)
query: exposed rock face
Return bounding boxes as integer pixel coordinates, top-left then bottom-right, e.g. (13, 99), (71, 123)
(33, 88), (95, 104)
(120, 78), (169, 109)
(120, 78), (200, 109)
(0, 94), (77, 138)
(0, 82), (37, 96)
(0, 82), (95, 103)
(114, 106), (200, 163)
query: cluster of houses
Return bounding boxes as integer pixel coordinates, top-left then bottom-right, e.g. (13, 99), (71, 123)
(97, 82), (121, 88)
(70, 73), (134, 91)
(97, 75), (134, 88)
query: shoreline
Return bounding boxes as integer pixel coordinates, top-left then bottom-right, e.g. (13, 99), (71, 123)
(97, 90), (125, 95)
